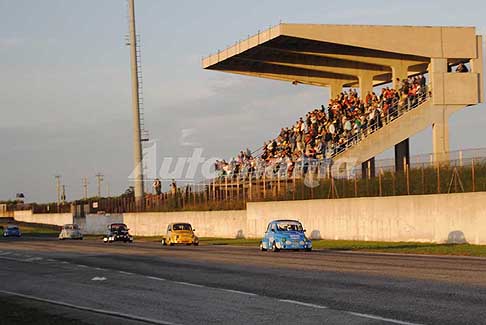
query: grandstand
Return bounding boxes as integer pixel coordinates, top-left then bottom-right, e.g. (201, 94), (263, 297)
(203, 24), (484, 176)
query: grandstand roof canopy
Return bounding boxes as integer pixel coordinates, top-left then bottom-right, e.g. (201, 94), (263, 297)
(202, 24), (477, 88)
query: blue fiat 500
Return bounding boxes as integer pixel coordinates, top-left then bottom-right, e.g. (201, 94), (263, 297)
(3, 225), (21, 238)
(260, 220), (312, 252)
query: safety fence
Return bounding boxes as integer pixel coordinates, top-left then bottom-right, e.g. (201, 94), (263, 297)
(73, 154), (486, 214)
(7, 150), (486, 215)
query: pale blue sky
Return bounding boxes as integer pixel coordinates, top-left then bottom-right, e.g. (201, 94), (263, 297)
(1, 0), (485, 202)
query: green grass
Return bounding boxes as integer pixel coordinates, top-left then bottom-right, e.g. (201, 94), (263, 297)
(311, 240), (486, 257)
(194, 237), (486, 257)
(199, 237), (261, 246)
(0, 222), (59, 237)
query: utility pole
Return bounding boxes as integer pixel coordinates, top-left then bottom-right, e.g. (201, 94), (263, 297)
(82, 177), (89, 200)
(96, 173), (104, 198)
(61, 185), (67, 204)
(54, 175), (61, 205)
(127, 0), (145, 206)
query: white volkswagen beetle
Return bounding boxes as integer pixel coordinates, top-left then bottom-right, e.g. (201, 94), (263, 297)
(58, 224), (83, 240)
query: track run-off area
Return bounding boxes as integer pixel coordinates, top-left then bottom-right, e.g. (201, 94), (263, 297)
(1, 237), (486, 324)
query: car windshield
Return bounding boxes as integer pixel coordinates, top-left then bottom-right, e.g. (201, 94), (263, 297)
(172, 223), (192, 231)
(111, 224), (127, 231)
(276, 221), (303, 232)
(7, 226), (18, 230)
(64, 224), (79, 230)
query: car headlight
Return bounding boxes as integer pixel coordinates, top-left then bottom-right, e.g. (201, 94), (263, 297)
(285, 240), (292, 245)
(300, 241), (305, 245)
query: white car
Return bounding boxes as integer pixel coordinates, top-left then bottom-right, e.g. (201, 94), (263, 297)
(58, 224), (83, 240)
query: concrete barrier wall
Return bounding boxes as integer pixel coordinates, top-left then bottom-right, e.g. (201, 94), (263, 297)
(13, 210), (73, 226)
(11, 192), (486, 244)
(246, 193), (486, 245)
(82, 214), (124, 234)
(124, 210), (247, 238)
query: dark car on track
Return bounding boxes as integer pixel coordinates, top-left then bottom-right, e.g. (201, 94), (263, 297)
(103, 223), (133, 243)
(3, 225), (21, 238)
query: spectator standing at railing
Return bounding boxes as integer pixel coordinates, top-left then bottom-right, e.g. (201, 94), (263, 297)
(152, 178), (162, 195)
(456, 63), (469, 73)
(170, 179), (177, 195)
(216, 74), (430, 177)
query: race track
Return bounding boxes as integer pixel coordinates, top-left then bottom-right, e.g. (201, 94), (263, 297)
(1, 237), (485, 324)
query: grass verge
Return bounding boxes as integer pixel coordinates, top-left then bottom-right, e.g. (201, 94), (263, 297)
(0, 221), (59, 237)
(195, 238), (486, 257)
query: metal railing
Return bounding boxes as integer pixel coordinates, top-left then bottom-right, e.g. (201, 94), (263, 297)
(58, 152), (486, 214)
(331, 90), (429, 157)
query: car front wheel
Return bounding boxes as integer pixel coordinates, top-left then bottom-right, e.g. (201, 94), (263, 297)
(272, 241), (280, 252)
(259, 242), (267, 251)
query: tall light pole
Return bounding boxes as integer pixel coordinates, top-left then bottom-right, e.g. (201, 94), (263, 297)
(128, 0), (145, 205)
(54, 175), (61, 205)
(96, 173), (104, 198)
(82, 177), (89, 200)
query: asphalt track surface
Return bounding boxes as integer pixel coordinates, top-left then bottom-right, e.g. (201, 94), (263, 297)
(1, 237), (486, 324)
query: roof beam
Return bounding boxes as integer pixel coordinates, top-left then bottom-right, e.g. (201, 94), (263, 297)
(259, 44), (428, 70)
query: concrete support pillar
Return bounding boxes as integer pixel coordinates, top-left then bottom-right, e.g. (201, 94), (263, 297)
(392, 63), (409, 90)
(358, 73), (374, 97)
(394, 139), (410, 172)
(429, 58), (450, 164)
(361, 157), (375, 179)
(329, 81), (345, 99)
(471, 35), (484, 103)
(430, 58), (448, 104)
(432, 107), (450, 164)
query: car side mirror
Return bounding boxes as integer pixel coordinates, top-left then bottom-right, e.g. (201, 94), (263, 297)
(304, 229), (307, 232)
(192, 229), (196, 232)
(271, 229), (275, 232)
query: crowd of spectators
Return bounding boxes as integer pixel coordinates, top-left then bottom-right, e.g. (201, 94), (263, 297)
(215, 75), (428, 178)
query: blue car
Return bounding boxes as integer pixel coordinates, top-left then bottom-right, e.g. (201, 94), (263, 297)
(3, 225), (21, 238)
(260, 220), (312, 252)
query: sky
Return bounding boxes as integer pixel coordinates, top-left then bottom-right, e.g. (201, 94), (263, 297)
(1, 0), (485, 202)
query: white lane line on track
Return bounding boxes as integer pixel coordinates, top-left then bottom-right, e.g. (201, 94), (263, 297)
(174, 281), (204, 288)
(25, 257), (43, 262)
(94, 267), (107, 271)
(47, 259), (56, 262)
(118, 271), (133, 275)
(0, 290), (180, 325)
(60, 261), (69, 264)
(220, 289), (257, 296)
(279, 299), (328, 309)
(77, 264), (88, 268)
(347, 312), (423, 325)
(146, 276), (166, 281)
